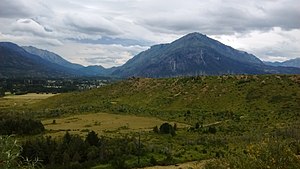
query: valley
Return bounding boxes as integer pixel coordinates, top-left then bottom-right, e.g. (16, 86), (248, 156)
(1, 75), (300, 169)
(1, 1), (300, 168)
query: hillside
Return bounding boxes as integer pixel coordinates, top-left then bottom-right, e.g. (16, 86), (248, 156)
(33, 75), (300, 124)
(4, 74), (300, 169)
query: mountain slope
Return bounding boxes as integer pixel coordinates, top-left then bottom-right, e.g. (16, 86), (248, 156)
(32, 75), (300, 124)
(113, 33), (300, 77)
(23, 46), (84, 70)
(23, 46), (114, 76)
(264, 58), (300, 68)
(0, 42), (79, 78)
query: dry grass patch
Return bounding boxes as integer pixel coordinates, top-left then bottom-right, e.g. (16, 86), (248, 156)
(141, 160), (208, 169)
(0, 93), (58, 109)
(3, 93), (57, 100)
(43, 112), (189, 137)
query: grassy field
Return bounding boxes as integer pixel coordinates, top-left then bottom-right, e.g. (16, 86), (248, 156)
(43, 112), (189, 137)
(1, 75), (300, 169)
(0, 93), (57, 111)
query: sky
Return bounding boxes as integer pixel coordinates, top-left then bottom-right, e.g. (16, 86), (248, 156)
(0, 0), (299, 68)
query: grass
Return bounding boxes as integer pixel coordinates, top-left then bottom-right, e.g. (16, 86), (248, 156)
(30, 75), (300, 126)
(42, 112), (189, 137)
(1, 75), (300, 168)
(0, 93), (57, 113)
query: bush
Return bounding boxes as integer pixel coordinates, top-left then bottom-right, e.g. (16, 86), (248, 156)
(205, 139), (300, 169)
(0, 116), (45, 135)
(159, 123), (176, 136)
(0, 136), (41, 169)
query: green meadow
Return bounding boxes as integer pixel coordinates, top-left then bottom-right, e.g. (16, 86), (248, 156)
(1, 75), (300, 169)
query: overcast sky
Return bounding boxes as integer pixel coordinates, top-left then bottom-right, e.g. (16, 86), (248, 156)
(0, 0), (299, 67)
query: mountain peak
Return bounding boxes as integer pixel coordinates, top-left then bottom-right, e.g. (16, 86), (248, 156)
(185, 32), (207, 38)
(175, 32), (208, 42)
(113, 32), (273, 77)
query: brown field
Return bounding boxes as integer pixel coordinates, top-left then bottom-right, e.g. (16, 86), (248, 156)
(0, 93), (58, 109)
(43, 112), (190, 137)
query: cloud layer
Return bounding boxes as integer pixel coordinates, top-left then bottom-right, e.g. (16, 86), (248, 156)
(0, 0), (299, 67)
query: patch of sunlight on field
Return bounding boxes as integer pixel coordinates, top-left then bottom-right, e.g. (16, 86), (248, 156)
(0, 93), (58, 109)
(0, 93), (57, 109)
(43, 112), (190, 137)
(3, 93), (58, 99)
(140, 160), (208, 169)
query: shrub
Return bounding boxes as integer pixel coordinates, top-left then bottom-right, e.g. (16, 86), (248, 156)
(0, 116), (45, 135)
(159, 123), (176, 136)
(205, 139), (300, 169)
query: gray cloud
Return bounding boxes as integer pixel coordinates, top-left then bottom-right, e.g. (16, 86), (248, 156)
(0, 0), (31, 18)
(64, 13), (123, 36)
(0, 0), (299, 66)
(69, 36), (152, 47)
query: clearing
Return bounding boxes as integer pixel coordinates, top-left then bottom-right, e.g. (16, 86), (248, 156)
(43, 112), (190, 137)
(0, 93), (58, 110)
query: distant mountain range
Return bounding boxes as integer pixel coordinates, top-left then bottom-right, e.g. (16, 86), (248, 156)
(23, 46), (84, 70)
(264, 58), (300, 68)
(0, 43), (111, 78)
(1, 32), (300, 78)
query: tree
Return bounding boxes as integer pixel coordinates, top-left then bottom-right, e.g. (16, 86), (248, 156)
(208, 126), (217, 134)
(0, 88), (4, 97)
(62, 151), (70, 165)
(173, 123), (177, 131)
(153, 126), (159, 133)
(150, 156), (157, 165)
(85, 131), (99, 146)
(195, 122), (200, 129)
(72, 152), (81, 163)
(159, 123), (175, 136)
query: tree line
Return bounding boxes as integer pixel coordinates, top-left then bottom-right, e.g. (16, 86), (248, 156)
(0, 115), (44, 135)
(21, 131), (144, 169)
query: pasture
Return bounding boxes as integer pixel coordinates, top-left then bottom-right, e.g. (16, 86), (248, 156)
(43, 112), (190, 137)
(0, 93), (58, 110)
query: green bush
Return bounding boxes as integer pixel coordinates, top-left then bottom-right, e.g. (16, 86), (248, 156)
(205, 139), (300, 169)
(159, 123), (176, 136)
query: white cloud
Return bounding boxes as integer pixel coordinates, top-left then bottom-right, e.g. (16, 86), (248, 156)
(46, 42), (148, 68)
(0, 0), (299, 66)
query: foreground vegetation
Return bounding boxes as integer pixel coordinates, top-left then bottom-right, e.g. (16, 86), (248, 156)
(0, 75), (300, 168)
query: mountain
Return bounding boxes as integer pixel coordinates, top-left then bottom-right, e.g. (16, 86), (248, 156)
(22, 46), (113, 76)
(23, 46), (84, 70)
(78, 65), (117, 76)
(0, 42), (81, 78)
(264, 58), (300, 68)
(113, 32), (299, 77)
